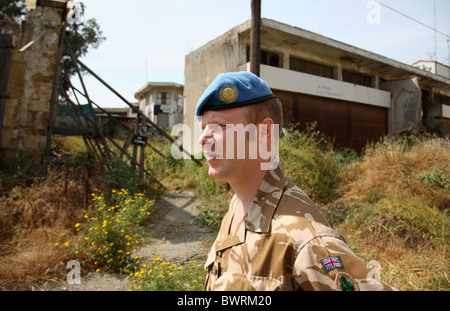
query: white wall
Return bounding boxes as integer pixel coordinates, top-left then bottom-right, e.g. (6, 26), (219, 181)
(240, 64), (391, 108)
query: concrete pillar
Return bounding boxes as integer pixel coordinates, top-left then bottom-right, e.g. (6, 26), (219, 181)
(422, 90), (449, 139)
(380, 77), (423, 137)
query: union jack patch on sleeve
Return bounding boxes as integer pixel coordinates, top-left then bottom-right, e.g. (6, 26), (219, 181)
(321, 256), (344, 272)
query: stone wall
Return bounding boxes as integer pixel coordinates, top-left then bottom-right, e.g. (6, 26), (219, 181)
(1, 1), (65, 161)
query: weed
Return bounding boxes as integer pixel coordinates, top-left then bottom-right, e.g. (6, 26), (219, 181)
(418, 166), (450, 190)
(279, 123), (349, 205)
(67, 189), (158, 272)
(129, 257), (205, 291)
(196, 205), (227, 230)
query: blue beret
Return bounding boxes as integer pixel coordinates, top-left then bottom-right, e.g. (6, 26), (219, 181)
(195, 71), (275, 116)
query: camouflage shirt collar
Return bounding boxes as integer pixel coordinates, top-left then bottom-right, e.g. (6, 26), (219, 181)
(244, 161), (286, 233)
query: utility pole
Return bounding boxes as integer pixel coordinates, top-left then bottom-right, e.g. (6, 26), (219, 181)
(250, 0), (261, 76)
(433, 0), (437, 61)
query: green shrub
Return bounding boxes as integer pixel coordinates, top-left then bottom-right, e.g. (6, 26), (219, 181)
(418, 166), (450, 190)
(70, 189), (158, 272)
(279, 123), (352, 205)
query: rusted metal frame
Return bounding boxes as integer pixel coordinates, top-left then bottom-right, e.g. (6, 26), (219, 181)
(84, 96), (133, 160)
(56, 77), (102, 161)
(57, 82), (98, 133)
(131, 113), (140, 168)
(54, 84), (86, 128)
(57, 82), (112, 164)
(63, 43), (113, 163)
(138, 115), (145, 179)
(68, 88), (98, 157)
(72, 94), (163, 185)
(84, 136), (101, 160)
(66, 69), (113, 166)
(73, 57), (201, 165)
(59, 69), (87, 127)
(69, 81), (136, 159)
(62, 54), (170, 170)
(102, 135), (163, 188)
(82, 136), (95, 157)
(91, 135), (113, 167)
(122, 129), (134, 152)
(67, 81), (165, 160)
(59, 75), (101, 131)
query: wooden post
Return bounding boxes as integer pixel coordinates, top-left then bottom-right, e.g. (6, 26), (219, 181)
(250, 0), (261, 77)
(132, 114), (140, 168)
(138, 117), (145, 180)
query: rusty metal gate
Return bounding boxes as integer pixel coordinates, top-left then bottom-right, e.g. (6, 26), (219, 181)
(45, 30), (199, 181)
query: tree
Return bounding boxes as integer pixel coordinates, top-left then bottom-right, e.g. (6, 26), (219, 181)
(1, 1), (105, 80)
(0, 0), (27, 22)
(63, 2), (106, 79)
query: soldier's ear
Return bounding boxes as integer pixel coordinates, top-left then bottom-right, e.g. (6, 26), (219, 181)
(258, 118), (274, 141)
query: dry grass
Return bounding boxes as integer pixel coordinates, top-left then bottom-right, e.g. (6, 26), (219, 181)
(343, 137), (450, 209)
(0, 173), (85, 290)
(324, 137), (450, 291)
(1, 135), (448, 291)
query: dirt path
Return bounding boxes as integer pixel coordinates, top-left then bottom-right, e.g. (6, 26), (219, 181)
(45, 191), (217, 291)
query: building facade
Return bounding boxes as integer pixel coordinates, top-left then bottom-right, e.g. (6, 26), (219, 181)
(134, 82), (184, 130)
(184, 19), (450, 151)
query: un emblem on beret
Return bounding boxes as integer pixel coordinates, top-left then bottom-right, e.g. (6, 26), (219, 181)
(219, 85), (238, 104)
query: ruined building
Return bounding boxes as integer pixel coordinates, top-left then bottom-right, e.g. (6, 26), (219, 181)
(184, 19), (450, 151)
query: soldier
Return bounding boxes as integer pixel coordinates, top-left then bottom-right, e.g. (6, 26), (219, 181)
(196, 71), (396, 291)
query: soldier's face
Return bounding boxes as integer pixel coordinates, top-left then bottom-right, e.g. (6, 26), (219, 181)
(199, 107), (259, 183)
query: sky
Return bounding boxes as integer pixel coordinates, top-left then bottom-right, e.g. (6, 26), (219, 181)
(71, 0), (450, 108)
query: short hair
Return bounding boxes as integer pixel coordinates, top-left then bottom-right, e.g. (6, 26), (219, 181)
(244, 97), (283, 129)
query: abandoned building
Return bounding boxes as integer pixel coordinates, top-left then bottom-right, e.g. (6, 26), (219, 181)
(134, 82), (184, 130)
(184, 18), (450, 152)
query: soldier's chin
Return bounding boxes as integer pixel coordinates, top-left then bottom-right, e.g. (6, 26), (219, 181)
(207, 166), (228, 182)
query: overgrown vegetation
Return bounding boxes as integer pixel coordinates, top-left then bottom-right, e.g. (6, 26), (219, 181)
(67, 189), (158, 272)
(0, 126), (448, 290)
(146, 125), (449, 291)
(129, 257), (205, 291)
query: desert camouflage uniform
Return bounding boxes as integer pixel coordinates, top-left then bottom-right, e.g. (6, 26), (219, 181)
(204, 163), (396, 291)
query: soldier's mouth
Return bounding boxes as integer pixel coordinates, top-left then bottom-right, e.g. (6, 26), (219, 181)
(205, 153), (223, 162)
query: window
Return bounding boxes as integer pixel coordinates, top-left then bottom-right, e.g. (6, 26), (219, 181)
(289, 57), (334, 79)
(435, 93), (450, 106)
(261, 50), (281, 67)
(342, 70), (372, 87)
(157, 92), (171, 105)
(246, 47), (282, 68)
